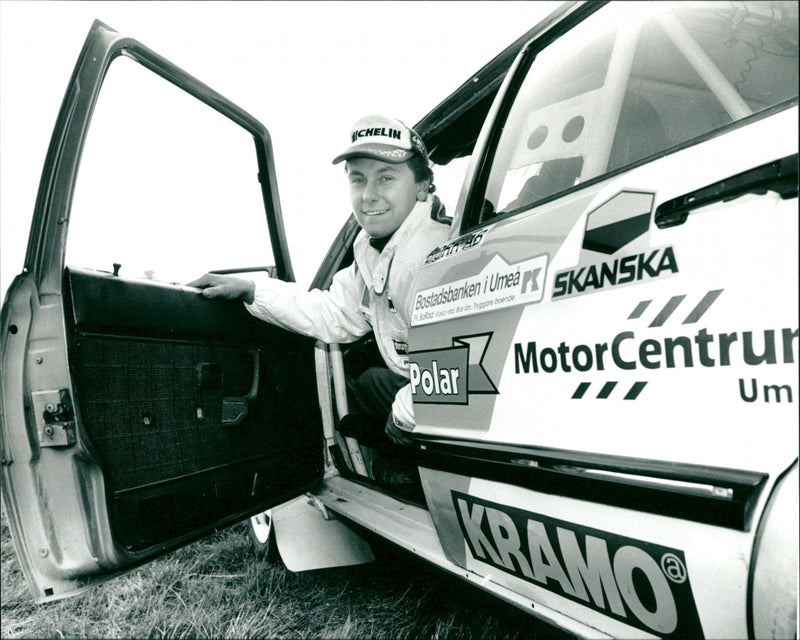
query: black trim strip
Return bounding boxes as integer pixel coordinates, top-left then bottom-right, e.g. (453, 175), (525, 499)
(414, 436), (767, 531)
(655, 154), (798, 228)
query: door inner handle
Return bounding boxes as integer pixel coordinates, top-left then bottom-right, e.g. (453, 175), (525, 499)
(222, 351), (260, 427)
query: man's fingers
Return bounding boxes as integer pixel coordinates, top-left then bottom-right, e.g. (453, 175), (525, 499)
(200, 286), (222, 298)
(187, 273), (252, 301)
(186, 273), (214, 289)
(201, 284), (241, 299)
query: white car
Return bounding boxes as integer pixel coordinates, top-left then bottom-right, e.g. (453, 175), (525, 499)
(1, 2), (797, 638)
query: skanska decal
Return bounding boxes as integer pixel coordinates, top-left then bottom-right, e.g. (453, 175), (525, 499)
(552, 190), (675, 299)
(513, 289), (799, 401)
(453, 492), (704, 638)
(582, 190), (654, 254)
(553, 246), (678, 299)
(412, 254), (547, 326)
(410, 333), (498, 404)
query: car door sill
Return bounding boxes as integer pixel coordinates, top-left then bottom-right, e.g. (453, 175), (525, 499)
(313, 474), (441, 559)
(313, 473), (614, 639)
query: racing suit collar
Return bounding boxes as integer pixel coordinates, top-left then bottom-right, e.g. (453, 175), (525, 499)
(369, 234), (393, 253)
(354, 198), (433, 295)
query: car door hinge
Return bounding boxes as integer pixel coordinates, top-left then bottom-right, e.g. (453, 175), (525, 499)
(32, 389), (77, 448)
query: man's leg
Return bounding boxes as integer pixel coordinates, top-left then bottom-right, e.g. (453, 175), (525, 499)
(342, 367), (420, 490)
(342, 367), (407, 449)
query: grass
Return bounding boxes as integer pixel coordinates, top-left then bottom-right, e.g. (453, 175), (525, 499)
(1, 501), (574, 639)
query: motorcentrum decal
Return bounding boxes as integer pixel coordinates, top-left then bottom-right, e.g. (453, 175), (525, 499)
(453, 492), (704, 638)
(513, 289), (799, 402)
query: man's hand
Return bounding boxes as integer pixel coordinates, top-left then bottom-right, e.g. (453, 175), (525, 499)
(186, 273), (257, 304)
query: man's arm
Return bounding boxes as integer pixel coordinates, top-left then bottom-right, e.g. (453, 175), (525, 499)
(189, 266), (371, 344)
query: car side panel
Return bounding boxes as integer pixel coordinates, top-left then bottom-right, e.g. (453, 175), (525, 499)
(408, 107), (798, 638)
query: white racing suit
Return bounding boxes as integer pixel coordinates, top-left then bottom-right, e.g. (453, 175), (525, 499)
(244, 197), (451, 439)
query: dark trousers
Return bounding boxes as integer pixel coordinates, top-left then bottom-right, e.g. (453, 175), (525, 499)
(344, 367), (407, 451)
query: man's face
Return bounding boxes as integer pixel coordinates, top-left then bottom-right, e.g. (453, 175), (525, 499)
(346, 157), (427, 238)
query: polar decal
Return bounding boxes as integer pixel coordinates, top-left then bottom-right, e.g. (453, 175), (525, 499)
(453, 492), (704, 638)
(410, 345), (468, 404)
(412, 254), (547, 326)
(410, 333), (498, 404)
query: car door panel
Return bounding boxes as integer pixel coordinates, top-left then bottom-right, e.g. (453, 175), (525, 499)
(0, 19), (322, 602)
(64, 267), (321, 551)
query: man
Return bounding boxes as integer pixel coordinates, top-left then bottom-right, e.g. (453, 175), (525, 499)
(189, 115), (451, 486)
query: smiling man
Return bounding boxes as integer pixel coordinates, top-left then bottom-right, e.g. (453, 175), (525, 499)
(189, 115), (451, 487)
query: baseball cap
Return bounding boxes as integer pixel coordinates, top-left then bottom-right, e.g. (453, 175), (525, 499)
(332, 114), (429, 165)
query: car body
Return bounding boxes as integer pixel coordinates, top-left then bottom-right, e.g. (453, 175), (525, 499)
(1, 2), (797, 638)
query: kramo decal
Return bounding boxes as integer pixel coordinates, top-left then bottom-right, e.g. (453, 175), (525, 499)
(453, 492), (704, 638)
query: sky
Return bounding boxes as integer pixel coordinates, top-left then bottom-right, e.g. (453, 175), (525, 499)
(0, 0), (556, 297)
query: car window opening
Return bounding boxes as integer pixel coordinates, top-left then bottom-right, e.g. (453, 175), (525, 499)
(472, 1), (799, 227)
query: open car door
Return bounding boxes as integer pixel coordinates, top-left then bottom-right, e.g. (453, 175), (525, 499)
(0, 20), (323, 602)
